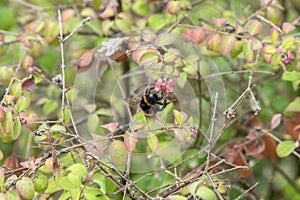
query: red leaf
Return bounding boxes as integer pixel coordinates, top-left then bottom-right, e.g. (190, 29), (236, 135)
(102, 122), (119, 132)
(262, 135), (277, 160)
(235, 151), (252, 178)
(191, 28), (205, 45)
(110, 50), (129, 62)
(270, 113), (282, 130)
(21, 76), (35, 92)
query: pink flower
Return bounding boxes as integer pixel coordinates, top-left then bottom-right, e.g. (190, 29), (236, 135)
(154, 76), (175, 93)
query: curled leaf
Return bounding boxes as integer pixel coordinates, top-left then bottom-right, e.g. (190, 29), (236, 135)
(75, 50), (95, 73)
(21, 76), (35, 92)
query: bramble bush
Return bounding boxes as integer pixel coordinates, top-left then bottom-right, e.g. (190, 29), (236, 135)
(0, 0), (300, 199)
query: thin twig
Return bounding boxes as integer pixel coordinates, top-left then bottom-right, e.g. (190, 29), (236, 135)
(57, 10), (66, 123)
(235, 182), (259, 200)
(0, 53), (26, 106)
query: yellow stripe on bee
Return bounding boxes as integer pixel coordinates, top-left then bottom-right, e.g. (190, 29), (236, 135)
(143, 96), (152, 106)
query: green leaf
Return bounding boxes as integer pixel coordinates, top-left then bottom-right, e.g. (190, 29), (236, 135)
(230, 40), (244, 58)
(10, 82), (22, 98)
(243, 41), (253, 63)
(70, 188), (81, 200)
(271, 28), (280, 44)
(5, 191), (20, 200)
(2, 111), (13, 134)
(87, 114), (99, 133)
(132, 0), (150, 17)
(0, 6), (16, 30)
(220, 35), (236, 56)
(147, 134), (159, 153)
(282, 37), (294, 51)
(93, 173), (106, 194)
(84, 186), (109, 200)
(34, 173), (49, 193)
(43, 100), (59, 115)
(284, 97), (300, 112)
(16, 177), (35, 200)
(173, 109), (182, 125)
(0, 169), (4, 186)
(188, 183), (217, 200)
(276, 140), (296, 157)
(56, 176), (77, 190)
(96, 108), (112, 116)
(282, 71), (300, 81)
(148, 14), (166, 30)
(67, 163), (88, 179)
(12, 117), (21, 140)
(15, 96), (29, 112)
(115, 18), (131, 32)
(169, 195), (187, 200)
(67, 173), (82, 187)
(50, 124), (66, 133)
(271, 53), (281, 65)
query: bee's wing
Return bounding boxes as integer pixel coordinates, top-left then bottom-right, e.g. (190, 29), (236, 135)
(126, 83), (150, 115)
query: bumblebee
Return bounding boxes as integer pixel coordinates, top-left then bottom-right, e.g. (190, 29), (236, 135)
(139, 86), (170, 117)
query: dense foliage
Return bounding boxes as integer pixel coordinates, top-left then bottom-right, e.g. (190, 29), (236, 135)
(0, 0), (300, 199)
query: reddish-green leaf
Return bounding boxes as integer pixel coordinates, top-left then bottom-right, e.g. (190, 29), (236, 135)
(276, 140), (296, 157)
(212, 17), (229, 28)
(243, 41), (253, 62)
(138, 51), (159, 66)
(1, 111), (13, 134)
(0, 107), (6, 122)
(206, 34), (221, 53)
(266, 7), (282, 24)
(124, 132), (138, 152)
(247, 20), (262, 35)
(109, 140), (128, 166)
(16, 177), (35, 199)
(167, 1), (181, 15)
(282, 22), (295, 34)
(220, 35), (236, 56)
(164, 48), (180, 63)
(102, 122), (118, 133)
(147, 134), (159, 153)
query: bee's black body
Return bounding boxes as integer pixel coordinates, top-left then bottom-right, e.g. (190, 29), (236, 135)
(139, 87), (169, 116)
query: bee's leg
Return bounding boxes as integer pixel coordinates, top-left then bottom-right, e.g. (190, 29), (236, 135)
(157, 99), (170, 111)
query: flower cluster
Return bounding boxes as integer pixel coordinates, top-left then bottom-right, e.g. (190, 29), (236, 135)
(281, 51), (295, 65)
(154, 76), (175, 93)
